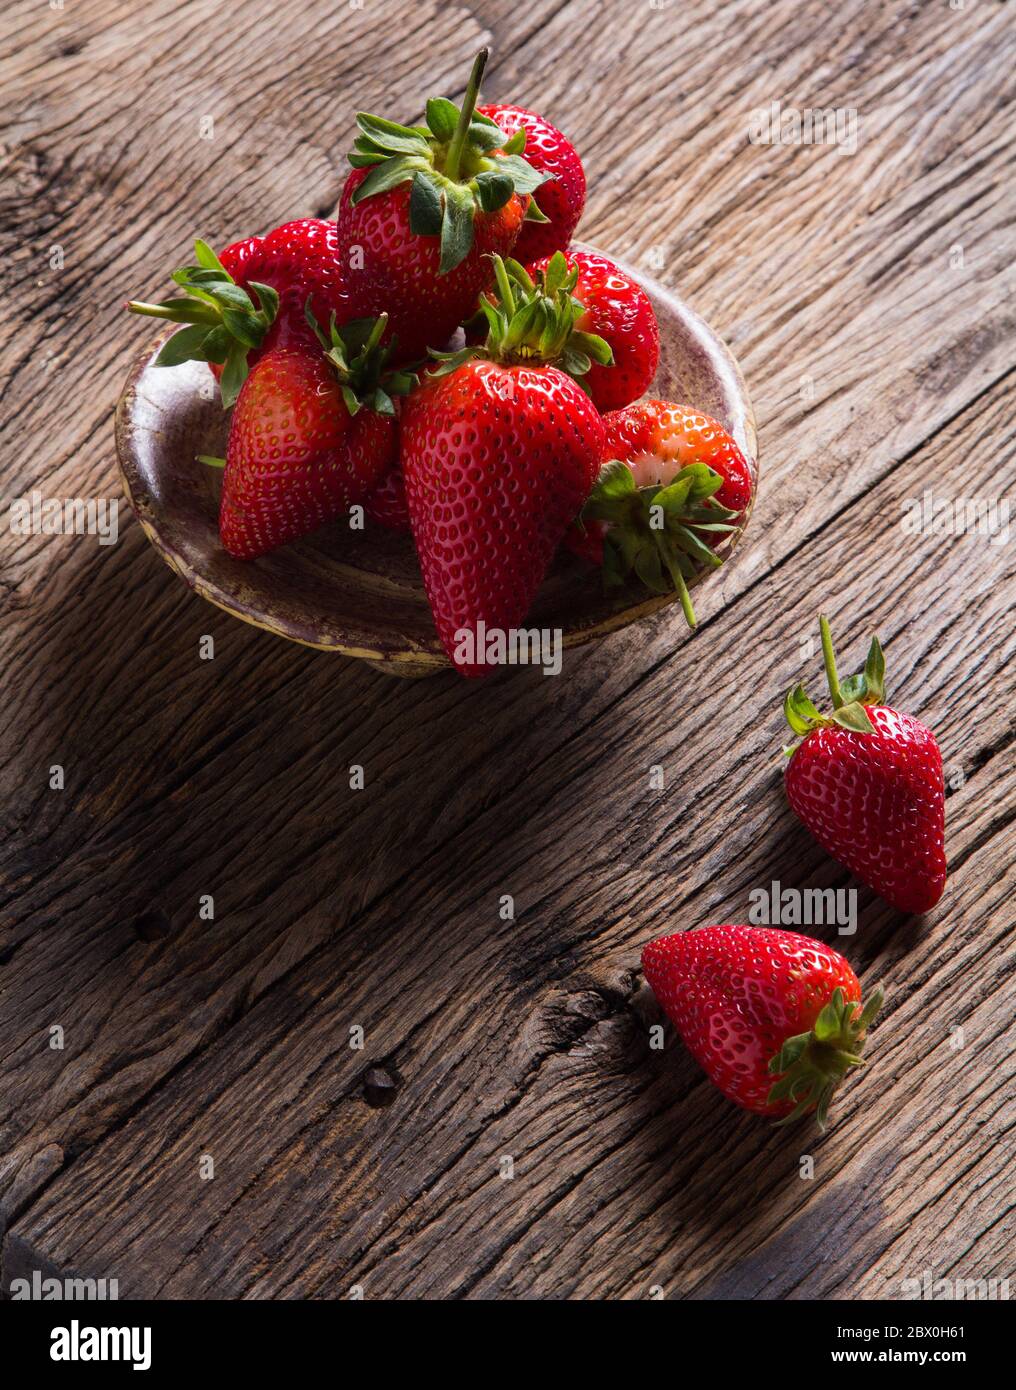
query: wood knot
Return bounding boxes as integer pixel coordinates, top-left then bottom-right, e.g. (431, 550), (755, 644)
(361, 1064), (401, 1109)
(132, 909), (171, 942)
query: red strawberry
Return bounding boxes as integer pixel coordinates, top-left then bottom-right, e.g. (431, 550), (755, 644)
(364, 466), (410, 532)
(602, 400), (752, 515)
(783, 617), (947, 915)
(477, 102), (585, 261)
(254, 219), (348, 345)
(335, 49), (547, 360)
(127, 221), (349, 405)
(528, 248), (659, 410)
(400, 256), (606, 678)
(567, 400), (752, 627)
(218, 235), (265, 282)
(642, 925), (884, 1130)
(219, 314), (416, 559)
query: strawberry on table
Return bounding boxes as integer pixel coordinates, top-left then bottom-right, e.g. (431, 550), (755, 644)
(477, 102), (586, 261)
(642, 925), (884, 1131)
(335, 49), (548, 361)
(218, 310), (416, 560)
(783, 617), (948, 915)
(568, 399), (753, 627)
(400, 255), (609, 678)
(527, 248), (659, 410)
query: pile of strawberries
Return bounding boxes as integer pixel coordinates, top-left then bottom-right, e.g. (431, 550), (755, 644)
(128, 49), (753, 677)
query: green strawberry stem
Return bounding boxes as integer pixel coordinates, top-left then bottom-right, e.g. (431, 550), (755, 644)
(303, 303), (417, 416)
(126, 299), (218, 324)
(767, 983), (884, 1132)
(125, 240), (279, 408)
(444, 47), (487, 182)
(820, 614), (844, 708)
(429, 252), (613, 376)
(492, 253), (517, 318)
(574, 458), (738, 627)
(784, 617), (882, 747)
(654, 532), (697, 628)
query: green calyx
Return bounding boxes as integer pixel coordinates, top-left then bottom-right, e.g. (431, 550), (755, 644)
(577, 456), (739, 629)
(304, 303), (417, 417)
(347, 48), (549, 273)
(767, 983), (884, 1132)
(783, 615), (885, 753)
(429, 252), (614, 383)
(126, 239), (279, 408)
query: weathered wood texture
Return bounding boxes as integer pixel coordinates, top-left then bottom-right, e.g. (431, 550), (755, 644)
(1, 0), (1013, 1299)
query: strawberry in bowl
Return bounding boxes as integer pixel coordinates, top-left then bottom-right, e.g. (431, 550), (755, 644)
(117, 46), (757, 673)
(568, 399), (755, 627)
(526, 248), (660, 411)
(126, 222), (349, 406)
(477, 102), (586, 261)
(400, 256), (608, 677)
(335, 49), (548, 362)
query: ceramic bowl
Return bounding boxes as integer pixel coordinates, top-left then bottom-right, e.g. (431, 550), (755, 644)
(115, 245), (758, 676)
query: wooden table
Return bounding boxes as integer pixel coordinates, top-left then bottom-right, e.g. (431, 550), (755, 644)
(1, 0), (1013, 1301)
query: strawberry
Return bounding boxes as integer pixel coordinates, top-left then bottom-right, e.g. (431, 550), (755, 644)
(364, 466), (410, 532)
(335, 49), (547, 361)
(477, 102), (585, 261)
(642, 925), (884, 1130)
(218, 312), (416, 559)
(783, 617), (947, 915)
(527, 248), (659, 411)
(218, 235), (265, 283)
(253, 219), (348, 341)
(567, 400), (752, 627)
(127, 221), (348, 405)
(400, 256), (608, 677)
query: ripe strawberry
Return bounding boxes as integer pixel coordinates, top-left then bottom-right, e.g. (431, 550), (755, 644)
(364, 466), (410, 532)
(218, 312), (416, 559)
(642, 925), (884, 1130)
(783, 617), (947, 915)
(127, 221), (349, 405)
(218, 235), (265, 282)
(567, 399), (752, 627)
(527, 248), (659, 410)
(254, 219), (348, 343)
(335, 49), (547, 360)
(477, 102), (585, 260)
(400, 256), (608, 677)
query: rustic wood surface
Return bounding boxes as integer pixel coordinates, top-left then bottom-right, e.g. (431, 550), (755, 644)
(1, 0), (1013, 1300)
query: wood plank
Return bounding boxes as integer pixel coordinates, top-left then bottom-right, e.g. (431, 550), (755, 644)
(7, 370), (1012, 1297)
(1, 0), (1013, 1294)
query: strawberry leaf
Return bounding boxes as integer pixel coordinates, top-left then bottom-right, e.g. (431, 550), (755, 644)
(863, 635), (886, 703)
(831, 701), (877, 734)
(155, 324), (215, 367)
(219, 341), (249, 409)
(474, 170), (514, 213)
(426, 97), (460, 143)
(355, 113), (431, 156)
(440, 184), (476, 273)
(409, 173), (444, 236)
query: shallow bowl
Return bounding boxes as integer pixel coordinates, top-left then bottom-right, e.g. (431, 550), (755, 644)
(115, 245), (758, 676)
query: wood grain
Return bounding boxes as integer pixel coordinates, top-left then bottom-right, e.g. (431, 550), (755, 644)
(1, 0), (1013, 1298)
